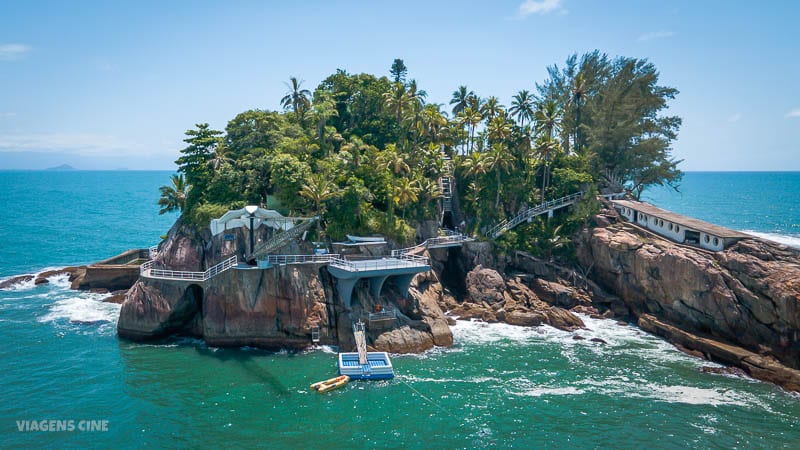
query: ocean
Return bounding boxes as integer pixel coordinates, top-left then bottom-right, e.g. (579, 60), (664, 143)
(0, 170), (798, 448)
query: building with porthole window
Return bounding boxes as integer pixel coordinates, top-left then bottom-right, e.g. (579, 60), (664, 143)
(611, 200), (750, 251)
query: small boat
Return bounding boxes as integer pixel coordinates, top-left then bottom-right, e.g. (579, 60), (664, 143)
(346, 235), (385, 242)
(310, 375), (350, 393)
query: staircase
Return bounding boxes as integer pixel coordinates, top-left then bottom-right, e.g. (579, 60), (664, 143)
(249, 217), (317, 260)
(487, 191), (585, 238)
(439, 153), (454, 223)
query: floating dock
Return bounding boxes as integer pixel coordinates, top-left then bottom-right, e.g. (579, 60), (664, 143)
(338, 321), (394, 380)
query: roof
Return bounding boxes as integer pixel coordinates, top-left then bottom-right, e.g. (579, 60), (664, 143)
(612, 200), (751, 239)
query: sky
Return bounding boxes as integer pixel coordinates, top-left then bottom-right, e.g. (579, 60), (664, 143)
(0, 0), (798, 170)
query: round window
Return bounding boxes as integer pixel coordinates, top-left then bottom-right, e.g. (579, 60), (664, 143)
(676, 226), (680, 232)
(704, 235), (710, 243)
(713, 237), (719, 246)
(668, 223), (673, 231)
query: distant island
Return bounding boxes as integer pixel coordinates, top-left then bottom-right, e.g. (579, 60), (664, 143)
(45, 164), (77, 171)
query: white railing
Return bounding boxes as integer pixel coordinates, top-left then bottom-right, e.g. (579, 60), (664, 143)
(487, 191), (585, 238)
(141, 255), (238, 282)
(258, 254), (340, 265)
(391, 230), (474, 257)
(328, 255), (429, 272)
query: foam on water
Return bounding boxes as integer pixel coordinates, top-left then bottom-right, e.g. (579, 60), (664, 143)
(743, 230), (800, 249)
(38, 291), (120, 328)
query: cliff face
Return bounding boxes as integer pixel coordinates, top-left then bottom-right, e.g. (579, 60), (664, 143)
(118, 217), (452, 352)
(577, 211), (800, 388)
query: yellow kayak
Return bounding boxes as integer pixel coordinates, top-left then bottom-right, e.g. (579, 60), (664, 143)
(310, 375), (350, 393)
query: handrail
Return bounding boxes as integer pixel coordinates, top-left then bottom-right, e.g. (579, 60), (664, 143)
(258, 254), (340, 265)
(487, 191), (585, 238)
(141, 255), (238, 282)
(391, 230), (474, 257)
(329, 255), (429, 272)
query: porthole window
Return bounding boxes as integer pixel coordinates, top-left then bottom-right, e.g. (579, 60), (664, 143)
(713, 237), (719, 246)
(704, 235), (710, 243)
(668, 223), (673, 231)
(676, 226), (680, 232)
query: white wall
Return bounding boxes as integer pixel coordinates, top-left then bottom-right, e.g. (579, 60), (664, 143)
(700, 232), (724, 251)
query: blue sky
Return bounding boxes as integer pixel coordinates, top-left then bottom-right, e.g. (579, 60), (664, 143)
(0, 0), (798, 170)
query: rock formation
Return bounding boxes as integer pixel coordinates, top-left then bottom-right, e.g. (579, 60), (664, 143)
(577, 207), (800, 391)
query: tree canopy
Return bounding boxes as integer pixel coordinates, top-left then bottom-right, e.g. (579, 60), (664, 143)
(161, 52), (682, 252)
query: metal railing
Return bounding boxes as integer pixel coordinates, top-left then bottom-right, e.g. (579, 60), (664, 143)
(391, 230), (474, 257)
(258, 254), (340, 265)
(141, 255), (238, 282)
(328, 255), (429, 272)
(487, 191), (585, 238)
(249, 217), (318, 259)
(368, 306), (397, 322)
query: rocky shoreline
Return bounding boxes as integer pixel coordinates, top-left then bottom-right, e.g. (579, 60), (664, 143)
(4, 205), (799, 392)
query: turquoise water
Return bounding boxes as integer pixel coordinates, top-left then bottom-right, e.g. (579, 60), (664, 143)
(1, 171), (799, 448)
(643, 171), (800, 248)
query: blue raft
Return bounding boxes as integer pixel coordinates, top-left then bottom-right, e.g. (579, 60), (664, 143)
(338, 352), (395, 380)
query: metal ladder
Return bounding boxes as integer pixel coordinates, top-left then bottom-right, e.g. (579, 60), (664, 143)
(353, 321), (369, 374)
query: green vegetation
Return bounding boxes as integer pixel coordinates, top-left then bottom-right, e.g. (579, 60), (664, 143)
(158, 51), (682, 251)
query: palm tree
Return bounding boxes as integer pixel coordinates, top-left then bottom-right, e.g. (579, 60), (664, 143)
(310, 93), (339, 142)
(208, 140), (233, 171)
(280, 77), (311, 121)
(158, 174), (190, 215)
(450, 85), (474, 116)
(458, 107), (482, 155)
(536, 137), (561, 203)
(480, 96), (505, 122)
(460, 151), (489, 180)
(534, 100), (562, 141)
(570, 72), (587, 154)
(383, 82), (410, 125)
(392, 178), (421, 220)
(484, 144), (516, 208)
(510, 90), (534, 128)
(487, 116), (512, 144)
(299, 173), (339, 233)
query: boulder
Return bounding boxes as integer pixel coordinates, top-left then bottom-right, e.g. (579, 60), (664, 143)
(0, 274), (33, 289)
(465, 265), (506, 304)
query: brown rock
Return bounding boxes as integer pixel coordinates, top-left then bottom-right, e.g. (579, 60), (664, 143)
(373, 326), (434, 353)
(638, 314), (800, 392)
(577, 222), (800, 371)
(465, 265), (506, 304)
(0, 274), (33, 289)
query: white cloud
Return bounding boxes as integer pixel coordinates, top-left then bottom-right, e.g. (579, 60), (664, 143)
(637, 31), (675, 42)
(727, 113), (741, 122)
(0, 43), (31, 60)
(0, 133), (141, 156)
(519, 0), (564, 17)
(785, 109), (800, 118)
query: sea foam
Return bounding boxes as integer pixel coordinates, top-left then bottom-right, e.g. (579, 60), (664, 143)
(743, 230), (800, 249)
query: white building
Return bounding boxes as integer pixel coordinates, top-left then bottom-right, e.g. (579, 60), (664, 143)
(612, 200), (750, 251)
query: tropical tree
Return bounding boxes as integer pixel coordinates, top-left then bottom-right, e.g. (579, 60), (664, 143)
(390, 58), (408, 83)
(175, 123), (223, 211)
(383, 82), (411, 126)
(310, 92), (339, 142)
(208, 139), (233, 171)
(280, 77), (311, 120)
(458, 107), (482, 155)
(536, 137), (561, 202)
(534, 100), (562, 140)
(510, 90), (535, 128)
(484, 144), (516, 208)
(392, 178), (421, 220)
(158, 174), (190, 215)
(300, 172), (339, 233)
(450, 85), (474, 116)
(381, 144), (410, 175)
(480, 96), (505, 122)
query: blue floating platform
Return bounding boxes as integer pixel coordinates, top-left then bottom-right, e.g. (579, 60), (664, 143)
(338, 352), (394, 380)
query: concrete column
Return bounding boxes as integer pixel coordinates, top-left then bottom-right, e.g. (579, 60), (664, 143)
(394, 274), (416, 299)
(368, 276), (389, 298)
(336, 278), (358, 309)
